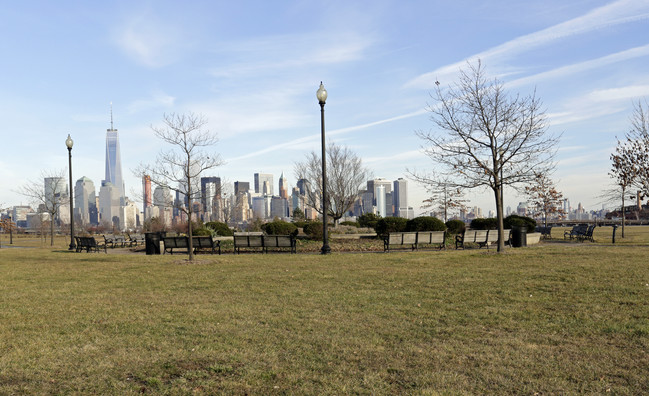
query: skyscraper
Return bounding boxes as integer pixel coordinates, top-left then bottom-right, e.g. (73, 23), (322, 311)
(201, 176), (221, 220)
(75, 176), (96, 226)
(279, 172), (288, 199)
(254, 173), (273, 196)
(393, 178), (408, 217)
(104, 105), (125, 205)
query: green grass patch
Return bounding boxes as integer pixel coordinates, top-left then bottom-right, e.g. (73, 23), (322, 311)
(1, 244), (648, 394)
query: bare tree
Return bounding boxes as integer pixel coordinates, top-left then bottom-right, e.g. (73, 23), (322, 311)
(135, 113), (223, 261)
(17, 169), (69, 246)
(294, 143), (371, 226)
(524, 172), (565, 228)
(415, 176), (467, 222)
(416, 61), (559, 252)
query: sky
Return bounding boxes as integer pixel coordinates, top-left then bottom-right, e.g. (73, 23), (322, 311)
(1, 0), (648, 216)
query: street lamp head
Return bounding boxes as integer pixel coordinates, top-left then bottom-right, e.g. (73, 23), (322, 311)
(65, 134), (74, 150)
(316, 81), (327, 104)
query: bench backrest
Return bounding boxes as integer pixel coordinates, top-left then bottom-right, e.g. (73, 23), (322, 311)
(163, 236), (188, 248)
(193, 236), (213, 248)
(474, 230), (488, 242)
(263, 235), (294, 247)
(234, 234), (263, 247)
(486, 230), (500, 243)
(417, 231), (445, 244)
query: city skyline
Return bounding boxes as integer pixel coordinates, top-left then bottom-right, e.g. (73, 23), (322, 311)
(1, 1), (648, 214)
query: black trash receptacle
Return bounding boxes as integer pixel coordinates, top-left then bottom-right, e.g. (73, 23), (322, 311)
(145, 232), (162, 255)
(511, 227), (527, 248)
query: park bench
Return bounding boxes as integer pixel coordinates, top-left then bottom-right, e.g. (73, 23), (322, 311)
(193, 235), (221, 255)
(456, 229), (487, 249)
(383, 232), (418, 252)
(577, 225), (596, 242)
(383, 231), (446, 252)
(162, 236), (189, 254)
(75, 236), (107, 253)
(564, 225), (588, 240)
(455, 229), (510, 249)
(103, 234), (127, 248)
(262, 235), (297, 254)
(233, 232), (264, 254)
(127, 233), (145, 247)
(233, 232), (296, 254)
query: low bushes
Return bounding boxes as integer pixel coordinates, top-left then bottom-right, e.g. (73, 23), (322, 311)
(406, 216), (446, 232)
(504, 214), (536, 233)
(374, 216), (446, 237)
(261, 220), (298, 237)
(205, 221), (234, 236)
(445, 219), (466, 234)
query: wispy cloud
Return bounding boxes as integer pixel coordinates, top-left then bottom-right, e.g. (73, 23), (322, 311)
(112, 13), (186, 68)
(508, 44), (649, 88)
(405, 0), (649, 89)
(226, 110), (427, 163)
(548, 84), (649, 126)
(209, 32), (374, 78)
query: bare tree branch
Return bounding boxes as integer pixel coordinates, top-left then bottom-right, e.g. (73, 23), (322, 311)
(134, 112), (223, 261)
(414, 60), (559, 252)
(294, 143), (372, 225)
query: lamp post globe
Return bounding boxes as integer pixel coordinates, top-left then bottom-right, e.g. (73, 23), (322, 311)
(66, 134), (76, 251)
(317, 82), (331, 254)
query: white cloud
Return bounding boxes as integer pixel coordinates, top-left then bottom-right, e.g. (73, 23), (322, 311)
(405, 0), (649, 89)
(508, 44), (649, 88)
(209, 32), (374, 78)
(112, 14), (186, 68)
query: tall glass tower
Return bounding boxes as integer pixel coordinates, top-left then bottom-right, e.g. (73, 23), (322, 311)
(104, 104), (125, 205)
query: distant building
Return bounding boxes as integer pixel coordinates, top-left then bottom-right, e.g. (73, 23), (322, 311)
(104, 106), (125, 206)
(98, 181), (120, 229)
(201, 177), (221, 221)
(142, 175), (152, 215)
(393, 178), (408, 217)
(74, 176), (97, 226)
(234, 181), (250, 197)
(254, 173), (273, 196)
(279, 172), (288, 199)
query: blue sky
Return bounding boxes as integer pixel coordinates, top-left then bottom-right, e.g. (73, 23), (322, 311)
(1, 0), (648, 215)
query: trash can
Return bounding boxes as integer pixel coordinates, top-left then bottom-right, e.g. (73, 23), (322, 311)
(145, 232), (163, 255)
(511, 227), (527, 248)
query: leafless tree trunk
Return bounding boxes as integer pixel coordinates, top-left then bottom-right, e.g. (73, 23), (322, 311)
(17, 169), (69, 246)
(294, 143), (371, 226)
(416, 60), (559, 252)
(135, 113), (223, 261)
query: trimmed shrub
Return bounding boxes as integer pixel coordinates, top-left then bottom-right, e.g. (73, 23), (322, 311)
(406, 216), (446, 232)
(292, 220), (310, 229)
(470, 218), (498, 230)
(445, 219), (466, 234)
(374, 217), (408, 237)
(303, 222), (324, 240)
(504, 214), (536, 233)
(358, 213), (381, 229)
(261, 220), (298, 236)
(340, 221), (359, 227)
(205, 221), (234, 236)
(192, 227), (212, 236)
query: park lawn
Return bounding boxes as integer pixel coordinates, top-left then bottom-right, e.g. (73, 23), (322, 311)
(1, 244), (648, 394)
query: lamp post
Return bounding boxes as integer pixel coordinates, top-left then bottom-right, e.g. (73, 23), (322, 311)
(66, 134), (76, 251)
(317, 82), (331, 254)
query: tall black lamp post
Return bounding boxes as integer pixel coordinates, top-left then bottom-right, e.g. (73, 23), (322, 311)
(66, 134), (76, 251)
(317, 82), (331, 254)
